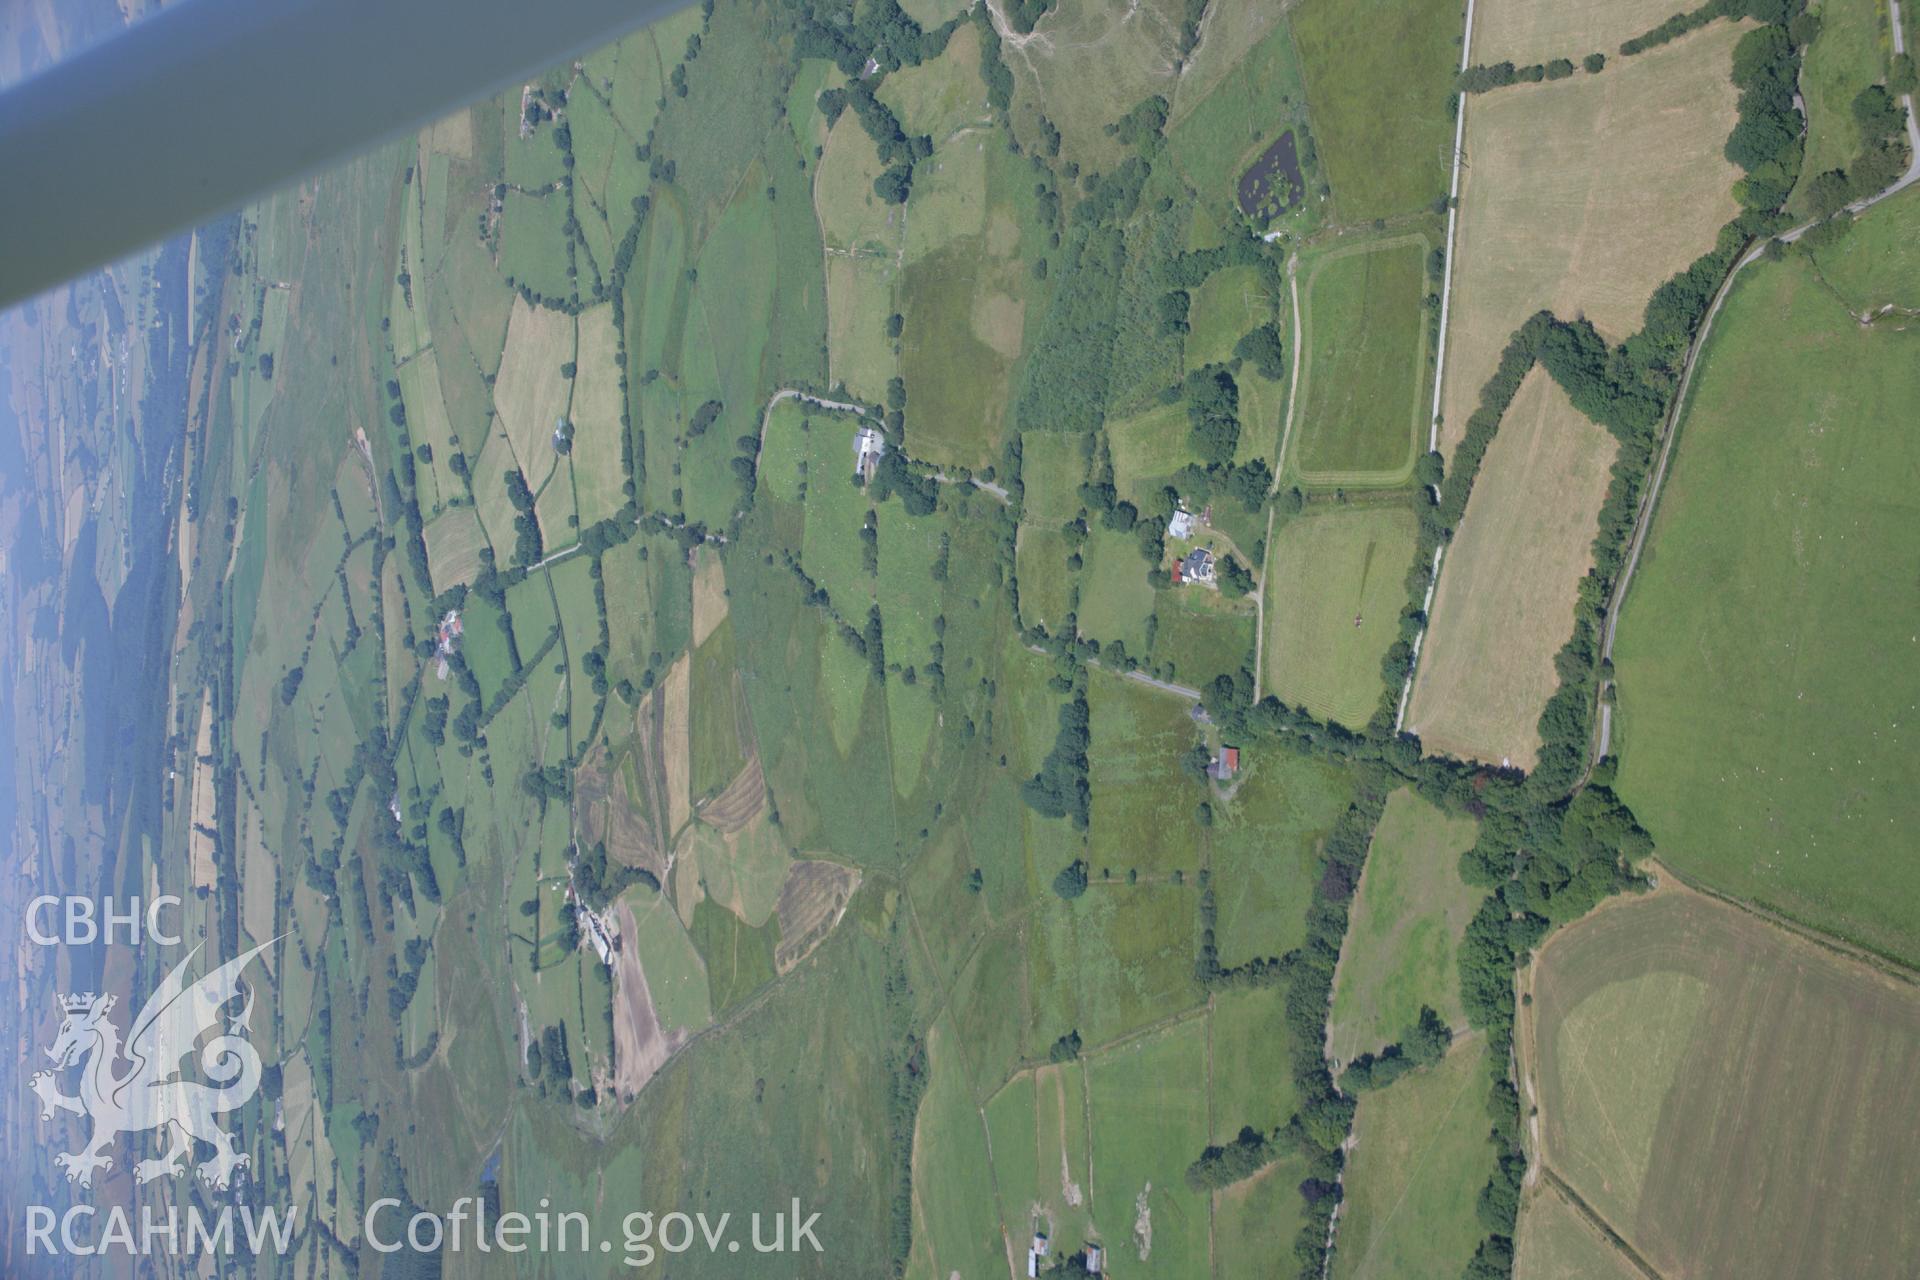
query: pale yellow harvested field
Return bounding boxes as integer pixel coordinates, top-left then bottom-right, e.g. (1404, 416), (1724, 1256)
(1474, 0), (1691, 67)
(659, 652), (692, 840)
(188, 691), (217, 889)
(690, 544), (729, 648)
(1439, 24), (1744, 456)
(422, 505), (487, 590)
(1408, 370), (1616, 768)
(491, 295), (576, 471)
(425, 105), (474, 159)
(569, 303), (627, 527)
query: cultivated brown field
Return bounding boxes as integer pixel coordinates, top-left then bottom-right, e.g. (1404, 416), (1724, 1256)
(610, 897), (692, 1100)
(1519, 878), (1920, 1280)
(1438, 24), (1745, 456)
(1408, 369), (1615, 767)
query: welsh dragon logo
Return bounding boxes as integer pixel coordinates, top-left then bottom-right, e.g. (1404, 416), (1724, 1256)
(28, 938), (276, 1192)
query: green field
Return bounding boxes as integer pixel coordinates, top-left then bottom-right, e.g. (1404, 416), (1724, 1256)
(1613, 242), (1920, 965)
(1290, 0), (1462, 223)
(1075, 528), (1154, 653)
(1327, 788), (1481, 1062)
(1021, 431), (1089, 524)
(1086, 1020), (1213, 1276)
(1292, 236), (1430, 482)
(1333, 1037), (1495, 1280)
(1087, 669), (1209, 874)
(1792, 0), (1893, 216)
(1167, 15), (1314, 221)
(1528, 889), (1920, 1279)
(1263, 505), (1416, 729)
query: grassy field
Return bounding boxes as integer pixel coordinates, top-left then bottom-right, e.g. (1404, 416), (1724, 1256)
(1525, 886), (1920, 1279)
(1408, 369), (1616, 768)
(1167, 12), (1312, 217)
(899, 235), (1027, 469)
(1290, 0), (1462, 223)
(1810, 186), (1920, 312)
(1333, 1037), (1496, 1280)
(1793, 0), (1890, 214)
(1086, 1019), (1213, 1276)
(1438, 23), (1744, 454)
(1327, 788), (1481, 1063)
(1000, 0), (1188, 173)
(568, 302), (627, 526)
(1021, 431), (1089, 524)
(1613, 245), (1920, 965)
(1263, 505), (1417, 729)
(1473, 0), (1682, 65)
(1293, 236), (1431, 483)
(1107, 400), (1193, 502)
(1016, 524), (1075, 631)
(1075, 527), (1154, 653)
(1087, 669), (1208, 874)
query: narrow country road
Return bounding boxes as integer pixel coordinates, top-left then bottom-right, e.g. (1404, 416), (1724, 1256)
(1590, 8), (1920, 772)
(1390, 0), (1478, 735)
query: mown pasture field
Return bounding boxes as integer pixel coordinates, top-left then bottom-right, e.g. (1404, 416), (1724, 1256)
(491, 296), (576, 469)
(1332, 1036), (1496, 1280)
(1612, 246), (1920, 965)
(1263, 505), (1416, 729)
(1408, 370), (1615, 768)
(1326, 787), (1481, 1063)
(1290, 0), (1462, 223)
(1512, 1182), (1647, 1280)
(1292, 236), (1431, 483)
(1524, 886), (1920, 1280)
(1438, 24), (1743, 454)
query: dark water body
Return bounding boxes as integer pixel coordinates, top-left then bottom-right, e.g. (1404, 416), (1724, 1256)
(1237, 131), (1306, 221)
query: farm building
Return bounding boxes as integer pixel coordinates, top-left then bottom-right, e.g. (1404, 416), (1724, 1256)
(1174, 547), (1216, 585)
(853, 425), (886, 481)
(1209, 747), (1239, 781)
(1167, 507), (1196, 540)
(1085, 1242), (1104, 1273)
